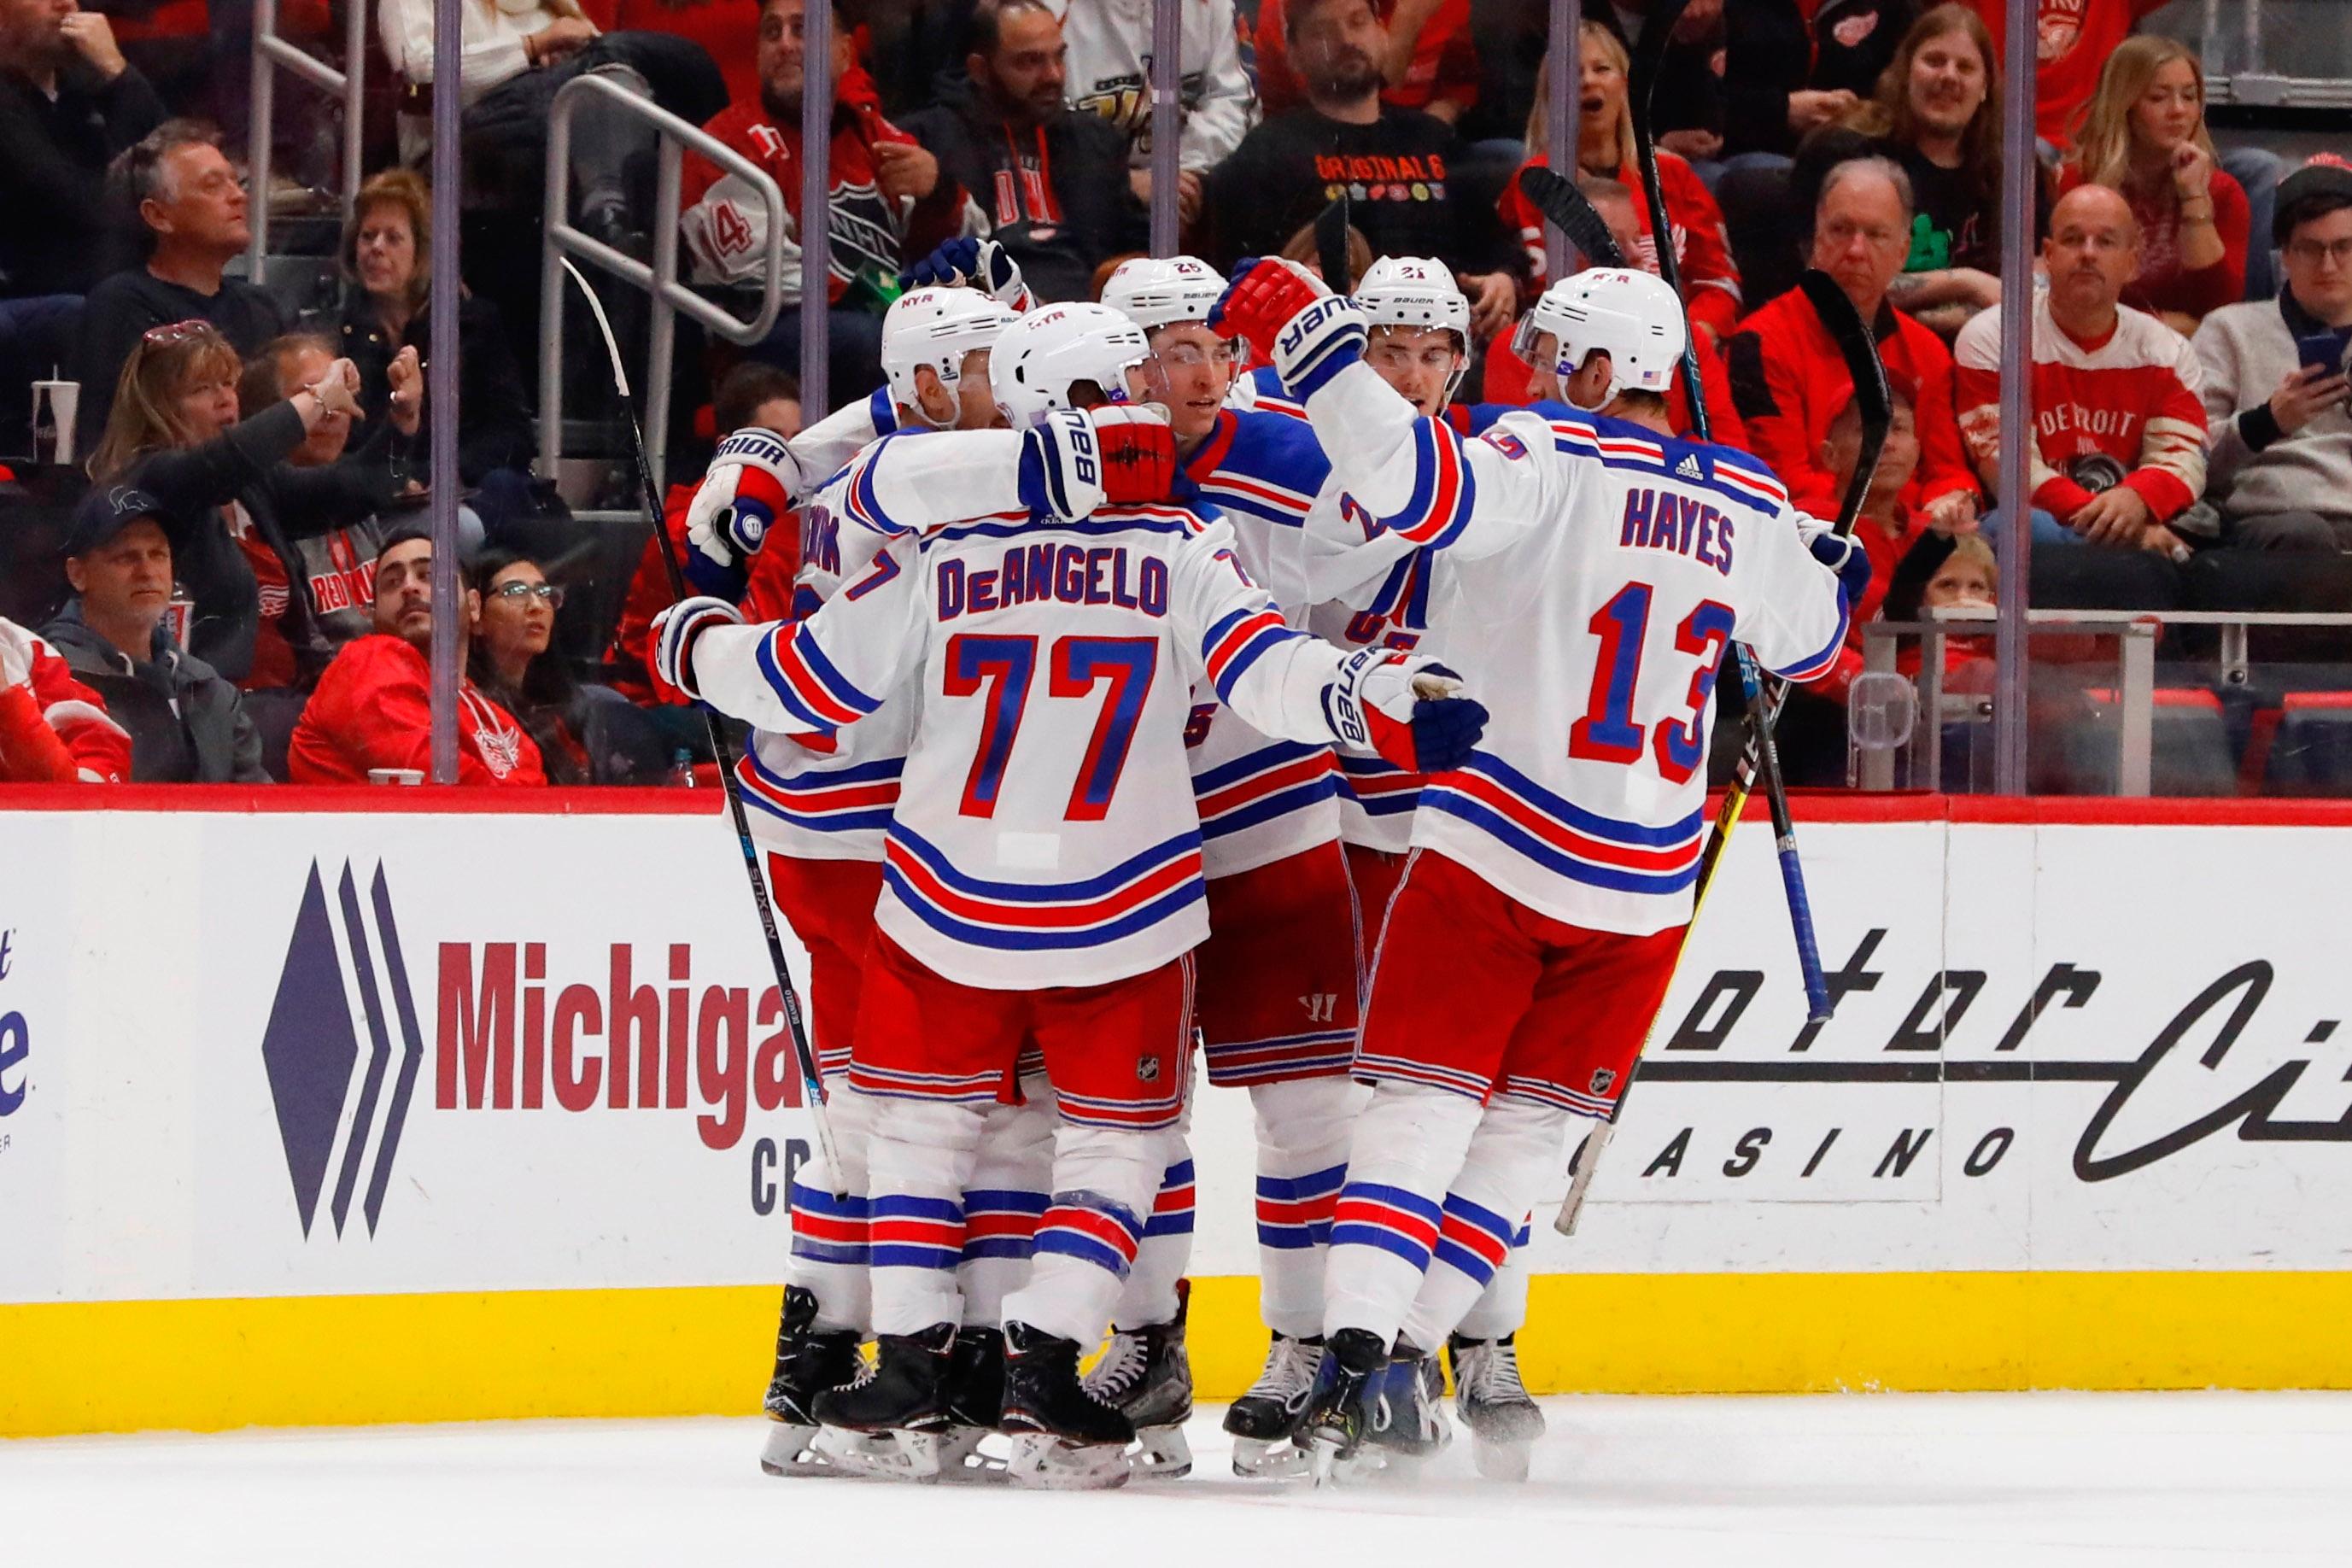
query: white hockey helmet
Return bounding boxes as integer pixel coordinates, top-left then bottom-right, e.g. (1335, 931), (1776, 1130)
(1516, 267), (1688, 407)
(1101, 255), (1230, 330)
(881, 286), (1018, 426)
(992, 302), (1162, 429)
(1354, 255), (1471, 403)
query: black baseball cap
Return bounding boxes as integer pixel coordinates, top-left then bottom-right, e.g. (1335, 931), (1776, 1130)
(2275, 156), (2352, 247)
(63, 484), (168, 559)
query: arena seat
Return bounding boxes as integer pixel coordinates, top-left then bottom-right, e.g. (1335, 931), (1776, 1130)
(2046, 687), (2237, 797)
(2261, 693), (2352, 798)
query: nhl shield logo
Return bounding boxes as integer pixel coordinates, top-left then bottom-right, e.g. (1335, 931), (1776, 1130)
(1589, 1068), (1617, 1097)
(1138, 1054), (1163, 1085)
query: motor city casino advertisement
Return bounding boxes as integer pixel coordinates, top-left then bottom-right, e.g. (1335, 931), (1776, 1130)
(5, 800), (2352, 1308)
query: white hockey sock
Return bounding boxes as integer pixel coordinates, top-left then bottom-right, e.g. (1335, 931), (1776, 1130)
(1251, 1075), (1366, 1340)
(1398, 1096), (1570, 1350)
(1454, 1244), (1534, 1343)
(1323, 1082), (1483, 1343)
(863, 1092), (986, 1337)
(1112, 1143), (1195, 1329)
(1002, 1122), (1164, 1347)
(957, 1083), (1055, 1330)
(784, 1075), (874, 1333)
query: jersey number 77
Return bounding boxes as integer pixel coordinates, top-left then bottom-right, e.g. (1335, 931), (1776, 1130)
(1566, 581), (1736, 787)
(945, 632), (1161, 822)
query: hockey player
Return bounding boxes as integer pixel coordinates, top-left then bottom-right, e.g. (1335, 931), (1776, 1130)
(652, 301), (1489, 1489)
(1213, 260), (1867, 1479)
(693, 284), (1028, 1477)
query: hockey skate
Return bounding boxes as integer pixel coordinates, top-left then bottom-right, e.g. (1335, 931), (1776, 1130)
(1225, 1332), (1322, 1477)
(1082, 1278), (1194, 1478)
(1355, 1340), (1452, 1478)
(1300, 1328), (1387, 1486)
(758, 1286), (884, 1477)
(1447, 1332), (1547, 1482)
(810, 1322), (957, 1482)
(1001, 1320), (1135, 1490)
(935, 1326), (1011, 1483)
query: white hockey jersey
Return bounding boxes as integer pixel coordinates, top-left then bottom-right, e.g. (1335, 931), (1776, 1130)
(1051, 0), (1258, 172)
(691, 500), (1388, 989)
(1177, 408), (1343, 880)
(1300, 360), (1850, 936)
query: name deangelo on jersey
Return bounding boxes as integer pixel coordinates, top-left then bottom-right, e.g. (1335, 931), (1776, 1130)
(937, 540), (1174, 622)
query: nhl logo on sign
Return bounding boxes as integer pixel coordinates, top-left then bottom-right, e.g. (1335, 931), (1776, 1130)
(1138, 1054), (1162, 1085)
(1589, 1068), (1616, 1096)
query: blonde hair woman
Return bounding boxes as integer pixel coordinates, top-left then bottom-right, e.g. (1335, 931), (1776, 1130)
(1501, 19), (1741, 342)
(2060, 34), (2248, 333)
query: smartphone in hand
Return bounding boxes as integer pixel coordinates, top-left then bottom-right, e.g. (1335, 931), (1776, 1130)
(2296, 331), (2350, 375)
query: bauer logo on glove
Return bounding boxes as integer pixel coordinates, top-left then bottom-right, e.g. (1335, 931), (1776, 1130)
(1322, 648), (1488, 774)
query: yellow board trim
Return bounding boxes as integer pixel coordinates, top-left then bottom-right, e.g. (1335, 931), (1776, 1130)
(10, 1272), (2352, 1438)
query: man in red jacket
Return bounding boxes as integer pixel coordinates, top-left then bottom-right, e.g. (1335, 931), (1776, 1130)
(0, 616), (128, 783)
(289, 530), (546, 787)
(1726, 156), (1983, 529)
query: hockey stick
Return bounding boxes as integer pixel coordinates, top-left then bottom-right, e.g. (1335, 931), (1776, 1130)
(1553, 273), (1893, 1235)
(559, 258), (844, 1186)
(1629, 0), (1829, 1022)
(1517, 165), (1626, 271)
(1314, 193), (1354, 295)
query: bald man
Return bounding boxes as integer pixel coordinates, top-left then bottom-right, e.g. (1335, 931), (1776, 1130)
(1955, 182), (2210, 553)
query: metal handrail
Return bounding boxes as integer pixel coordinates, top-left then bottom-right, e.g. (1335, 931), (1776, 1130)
(246, 0), (368, 282)
(539, 71), (788, 506)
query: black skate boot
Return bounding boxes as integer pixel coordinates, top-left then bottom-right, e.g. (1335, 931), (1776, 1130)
(1300, 1327), (1388, 1484)
(1225, 1332), (1323, 1477)
(1361, 1338), (1452, 1474)
(1447, 1331), (1547, 1482)
(810, 1321), (957, 1481)
(758, 1286), (867, 1477)
(1082, 1278), (1194, 1477)
(1001, 1320), (1136, 1490)
(936, 1325), (1009, 1483)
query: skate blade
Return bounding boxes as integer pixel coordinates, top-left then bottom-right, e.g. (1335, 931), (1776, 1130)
(1126, 1423), (1193, 1480)
(1230, 1438), (1312, 1480)
(1471, 1436), (1533, 1483)
(934, 1425), (1012, 1485)
(1006, 1431), (1133, 1491)
(1306, 1437), (1342, 1488)
(813, 1425), (941, 1482)
(762, 1421), (889, 1478)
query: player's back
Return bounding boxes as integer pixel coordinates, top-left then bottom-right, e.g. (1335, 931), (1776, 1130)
(1408, 409), (1846, 937)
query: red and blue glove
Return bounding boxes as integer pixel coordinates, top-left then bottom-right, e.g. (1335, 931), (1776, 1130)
(1017, 406), (1176, 519)
(1799, 519), (1873, 604)
(1323, 648), (1488, 773)
(683, 429), (800, 597)
(1209, 257), (1366, 401)
(647, 595), (745, 705)
(898, 237), (1033, 311)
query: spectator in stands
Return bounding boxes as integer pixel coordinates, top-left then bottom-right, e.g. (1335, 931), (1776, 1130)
(237, 332), (424, 674)
(1059, 0), (1258, 224)
(1255, 0), (1479, 126)
(1955, 184), (2208, 555)
(1961, 0), (2166, 154)
(0, 613), (126, 781)
(1199, 0), (1520, 339)
(900, 0), (1148, 306)
(326, 169), (539, 528)
(1763, 4), (2007, 337)
(1580, 0), (1723, 165)
(0, 0), (162, 296)
(1483, 174), (1744, 444)
(682, 0), (980, 406)
(1811, 377), (1925, 696)
(289, 528), (547, 786)
(74, 121), (290, 449)
(86, 321), (369, 686)
(1807, 0), (1922, 102)
(1498, 21), (1740, 341)
(377, 0), (726, 255)
(1728, 155), (1980, 529)
(2059, 36), (2246, 335)
(42, 483), (266, 781)
(469, 550), (588, 784)
(2192, 159), (2352, 552)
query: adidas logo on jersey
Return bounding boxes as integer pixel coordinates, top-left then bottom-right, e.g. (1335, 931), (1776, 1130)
(1676, 454), (1705, 480)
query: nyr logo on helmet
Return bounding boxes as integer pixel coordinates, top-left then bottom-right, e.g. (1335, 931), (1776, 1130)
(260, 861), (424, 1239)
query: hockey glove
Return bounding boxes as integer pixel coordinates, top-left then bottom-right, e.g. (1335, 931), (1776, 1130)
(1018, 408), (1109, 522)
(684, 428), (801, 596)
(898, 237), (1033, 312)
(1323, 649), (1488, 774)
(648, 595), (746, 705)
(1089, 405), (1177, 503)
(1799, 519), (1874, 604)
(1209, 257), (1365, 401)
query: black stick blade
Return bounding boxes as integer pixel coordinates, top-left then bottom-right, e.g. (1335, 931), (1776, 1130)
(1314, 195), (1354, 295)
(1518, 165), (1626, 271)
(1796, 268), (1893, 539)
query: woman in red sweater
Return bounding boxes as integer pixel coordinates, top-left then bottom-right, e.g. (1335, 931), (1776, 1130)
(1497, 20), (1742, 342)
(2058, 34), (2248, 335)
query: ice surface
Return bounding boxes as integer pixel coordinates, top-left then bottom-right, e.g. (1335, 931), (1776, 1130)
(9, 1393), (2352, 1566)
